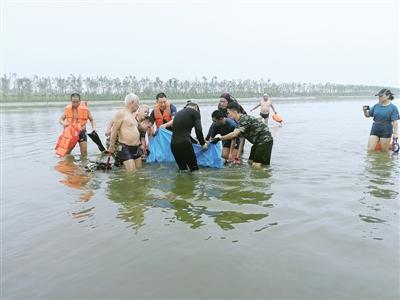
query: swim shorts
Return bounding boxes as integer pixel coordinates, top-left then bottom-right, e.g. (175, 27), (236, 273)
(120, 143), (143, 162)
(79, 130), (87, 142)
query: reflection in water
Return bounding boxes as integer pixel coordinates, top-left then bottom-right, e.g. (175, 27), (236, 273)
(107, 171), (152, 230)
(54, 156), (94, 202)
(55, 156), (100, 226)
(106, 166), (273, 231)
(364, 153), (399, 200)
(358, 153), (399, 240)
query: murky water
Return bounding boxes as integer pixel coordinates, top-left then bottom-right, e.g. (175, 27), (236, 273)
(2, 98), (399, 299)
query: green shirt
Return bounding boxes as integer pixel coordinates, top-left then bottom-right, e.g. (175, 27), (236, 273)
(237, 115), (273, 144)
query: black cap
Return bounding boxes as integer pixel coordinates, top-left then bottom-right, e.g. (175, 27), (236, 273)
(375, 88), (394, 96)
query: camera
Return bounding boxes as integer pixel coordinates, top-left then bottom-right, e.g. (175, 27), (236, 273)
(363, 105), (370, 110)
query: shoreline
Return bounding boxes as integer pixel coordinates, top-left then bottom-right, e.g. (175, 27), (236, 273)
(0, 95), (374, 109)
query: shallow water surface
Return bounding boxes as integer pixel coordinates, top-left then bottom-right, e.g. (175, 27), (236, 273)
(2, 98), (399, 299)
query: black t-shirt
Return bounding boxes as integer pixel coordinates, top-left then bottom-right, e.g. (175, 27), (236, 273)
(171, 108), (205, 145)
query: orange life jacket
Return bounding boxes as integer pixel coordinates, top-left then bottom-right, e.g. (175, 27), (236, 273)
(272, 113), (283, 123)
(65, 102), (89, 129)
(154, 102), (172, 128)
(55, 102), (88, 157)
(55, 124), (80, 157)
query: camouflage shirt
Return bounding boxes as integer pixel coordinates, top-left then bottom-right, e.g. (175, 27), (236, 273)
(237, 115), (273, 144)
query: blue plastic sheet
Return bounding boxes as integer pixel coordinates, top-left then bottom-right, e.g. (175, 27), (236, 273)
(147, 128), (224, 168)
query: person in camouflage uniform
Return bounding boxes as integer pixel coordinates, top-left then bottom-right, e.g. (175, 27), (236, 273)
(214, 102), (273, 167)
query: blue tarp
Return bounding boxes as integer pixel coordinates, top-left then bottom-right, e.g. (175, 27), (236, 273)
(147, 128), (224, 168)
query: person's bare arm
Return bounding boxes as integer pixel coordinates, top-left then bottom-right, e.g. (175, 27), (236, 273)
(88, 110), (96, 131)
(393, 120), (398, 138)
(105, 120), (114, 137)
(160, 118), (173, 129)
(108, 112), (123, 154)
(271, 104), (277, 114)
(250, 104), (260, 112)
(217, 129), (241, 141)
(59, 112), (68, 127)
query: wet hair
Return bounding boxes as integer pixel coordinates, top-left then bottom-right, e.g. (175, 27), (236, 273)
(220, 92), (232, 102)
(185, 100), (200, 112)
(220, 92), (239, 103)
(227, 101), (241, 113)
(70, 93), (81, 100)
(156, 92), (167, 100)
(142, 116), (155, 124)
(212, 110), (224, 120)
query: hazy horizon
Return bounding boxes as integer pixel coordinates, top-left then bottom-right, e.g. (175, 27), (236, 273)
(2, 0), (399, 87)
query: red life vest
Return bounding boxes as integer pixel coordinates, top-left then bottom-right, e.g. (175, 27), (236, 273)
(154, 102), (172, 128)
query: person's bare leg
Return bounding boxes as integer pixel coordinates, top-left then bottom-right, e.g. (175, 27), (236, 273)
(134, 158), (142, 169)
(367, 135), (379, 151)
(123, 159), (136, 172)
(379, 137), (391, 152)
(252, 162), (264, 169)
(79, 142), (88, 156)
(222, 147), (229, 160)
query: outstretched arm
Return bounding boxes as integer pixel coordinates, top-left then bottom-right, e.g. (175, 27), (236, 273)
(250, 104), (260, 112)
(217, 128), (241, 141)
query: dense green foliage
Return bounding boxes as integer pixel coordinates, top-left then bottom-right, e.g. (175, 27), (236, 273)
(1, 74), (397, 101)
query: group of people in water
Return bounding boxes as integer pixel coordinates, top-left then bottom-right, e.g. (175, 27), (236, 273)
(58, 92), (279, 172)
(57, 88), (399, 172)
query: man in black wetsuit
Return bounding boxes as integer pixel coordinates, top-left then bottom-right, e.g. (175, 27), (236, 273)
(171, 102), (208, 171)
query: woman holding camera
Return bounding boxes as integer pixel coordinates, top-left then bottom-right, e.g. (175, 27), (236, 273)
(363, 89), (399, 152)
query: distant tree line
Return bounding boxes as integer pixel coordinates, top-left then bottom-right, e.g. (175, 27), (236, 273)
(1, 73), (396, 101)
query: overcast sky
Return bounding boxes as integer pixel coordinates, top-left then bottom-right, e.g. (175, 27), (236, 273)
(1, 0), (399, 87)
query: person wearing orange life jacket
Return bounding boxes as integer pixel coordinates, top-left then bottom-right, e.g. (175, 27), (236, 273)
(59, 93), (96, 156)
(150, 92), (177, 130)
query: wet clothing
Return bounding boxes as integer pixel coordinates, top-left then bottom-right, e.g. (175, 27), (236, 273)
(369, 103), (399, 138)
(237, 114), (273, 165)
(249, 141), (273, 165)
(120, 143), (143, 162)
(260, 112), (269, 119)
(171, 108), (205, 171)
(171, 141), (199, 171)
(78, 130), (87, 142)
(206, 118), (239, 149)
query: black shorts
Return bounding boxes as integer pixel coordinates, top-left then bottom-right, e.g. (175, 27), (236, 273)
(120, 143), (143, 162)
(248, 140), (273, 165)
(260, 112), (269, 119)
(79, 130), (87, 142)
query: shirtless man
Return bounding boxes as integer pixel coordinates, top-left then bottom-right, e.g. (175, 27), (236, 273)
(250, 93), (277, 124)
(108, 93), (141, 172)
